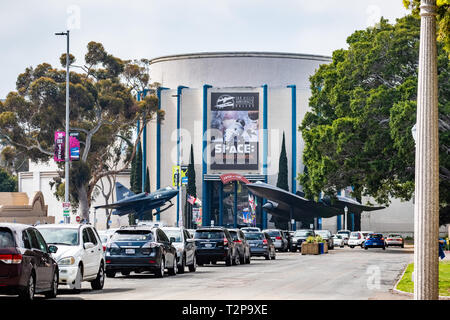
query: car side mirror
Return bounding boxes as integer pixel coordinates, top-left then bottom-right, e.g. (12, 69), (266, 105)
(48, 245), (58, 254)
(84, 242), (95, 250)
(170, 237), (176, 244)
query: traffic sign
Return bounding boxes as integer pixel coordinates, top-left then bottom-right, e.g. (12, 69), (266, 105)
(76, 216), (81, 223)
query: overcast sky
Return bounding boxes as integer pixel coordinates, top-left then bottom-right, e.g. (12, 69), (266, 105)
(0, 1), (409, 98)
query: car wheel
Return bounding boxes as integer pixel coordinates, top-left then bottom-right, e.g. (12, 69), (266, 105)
(106, 271), (116, 278)
(19, 273), (35, 301)
(350, 246), (354, 249)
(72, 265), (83, 293)
(155, 258), (165, 278)
(225, 253), (232, 266)
(178, 255), (185, 274)
(364, 247), (368, 250)
(188, 256), (197, 272)
(211, 260), (217, 265)
(45, 270), (59, 299)
(168, 258), (177, 276)
(91, 264), (105, 290)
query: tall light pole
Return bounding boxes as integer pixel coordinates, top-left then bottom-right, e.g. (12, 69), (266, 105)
(414, 0), (439, 300)
(344, 206), (348, 231)
(55, 30), (70, 224)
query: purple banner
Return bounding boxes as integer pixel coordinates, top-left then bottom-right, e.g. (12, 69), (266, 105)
(54, 131), (65, 162)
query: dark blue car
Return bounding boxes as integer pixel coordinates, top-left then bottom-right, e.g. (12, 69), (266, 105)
(364, 233), (386, 250)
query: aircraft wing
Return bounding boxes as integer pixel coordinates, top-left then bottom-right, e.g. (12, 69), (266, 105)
(94, 197), (155, 210)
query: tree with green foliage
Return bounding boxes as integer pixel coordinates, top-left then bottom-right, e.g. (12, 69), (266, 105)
(131, 143), (142, 194)
(299, 15), (450, 225)
(0, 168), (17, 192)
(403, 0), (450, 56)
(276, 132), (289, 192)
(185, 144), (196, 228)
(0, 41), (161, 221)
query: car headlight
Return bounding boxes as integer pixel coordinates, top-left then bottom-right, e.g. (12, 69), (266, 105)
(58, 256), (76, 265)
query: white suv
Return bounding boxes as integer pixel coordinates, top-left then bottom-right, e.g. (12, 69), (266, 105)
(36, 224), (105, 292)
(348, 231), (373, 248)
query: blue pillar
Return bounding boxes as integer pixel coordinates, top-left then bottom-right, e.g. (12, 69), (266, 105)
(156, 87), (169, 221)
(350, 213), (355, 231)
(287, 85), (297, 193)
(176, 86), (188, 227)
(262, 84), (268, 230)
(218, 182), (223, 226)
(233, 181), (238, 228)
(337, 215), (342, 230)
(318, 218), (322, 230)
(202, 85), (212, 226)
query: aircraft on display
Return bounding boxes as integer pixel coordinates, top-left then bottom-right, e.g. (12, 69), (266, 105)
(94, 182), (178, 220)
(245, 182), (384, 224)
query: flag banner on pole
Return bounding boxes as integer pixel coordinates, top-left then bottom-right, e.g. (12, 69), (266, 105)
(54, 131), (65, 162)
(69, 132), (80, 161)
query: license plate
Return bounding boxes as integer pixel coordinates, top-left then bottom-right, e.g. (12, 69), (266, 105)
(204, 243), (213, 248)
(125, 248), (135, 255)
(250, 243), (257, 247)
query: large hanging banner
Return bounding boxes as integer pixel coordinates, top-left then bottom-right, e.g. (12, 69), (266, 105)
(54, 131), (65, 162)
(210, 92), (259, 170)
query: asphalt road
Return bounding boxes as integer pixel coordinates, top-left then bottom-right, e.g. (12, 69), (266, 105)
(44, 246), (413, 300)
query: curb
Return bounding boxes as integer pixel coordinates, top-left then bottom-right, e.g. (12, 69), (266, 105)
(392, 263), (450, 300)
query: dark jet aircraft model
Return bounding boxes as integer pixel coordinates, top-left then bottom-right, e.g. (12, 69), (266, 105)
(94, 182), (178, 220)
(246, 182), (384, 224)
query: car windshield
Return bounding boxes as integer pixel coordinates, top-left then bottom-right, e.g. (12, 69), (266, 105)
(350, 232), (360, 238)
(38, 228), (79, 246)
(194, 230), (224, 240)
(242, 228), (259, 232)
(388, 234), (401, 238)
(333, 235), (342, 239)
(244, 233), (265, 240)
(294, 230), (313, 237)
(338, 231), (350, 235)
(111, 230), (153, 241)
(369, 234), (383, 239)
(0, 229), (15, 248)
(315, 231), (329, 237)
(265, 230), (280, 237)
(162, 230), (182, 242)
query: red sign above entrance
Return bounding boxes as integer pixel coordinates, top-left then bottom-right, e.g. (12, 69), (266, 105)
(220, 173), (250, 185)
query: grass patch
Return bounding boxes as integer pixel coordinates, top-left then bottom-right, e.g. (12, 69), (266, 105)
(396, 261), (450, 296)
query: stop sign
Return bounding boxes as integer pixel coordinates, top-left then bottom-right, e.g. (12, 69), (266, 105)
(76, 216), (81, 223)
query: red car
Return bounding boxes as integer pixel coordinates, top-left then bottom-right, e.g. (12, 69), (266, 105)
(0, 223), (59, 300)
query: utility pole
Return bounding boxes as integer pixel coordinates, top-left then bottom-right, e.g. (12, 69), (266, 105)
(55, 30), (70, 224)
(414, 0), (439, 300)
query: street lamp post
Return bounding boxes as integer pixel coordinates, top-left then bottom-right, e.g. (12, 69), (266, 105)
(414, 0), (439, 300)
(344, 206), (348, 231)
(55, 30), (70, 224)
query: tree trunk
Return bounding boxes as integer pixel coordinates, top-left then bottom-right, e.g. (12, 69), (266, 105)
(78, 185), (90, 222)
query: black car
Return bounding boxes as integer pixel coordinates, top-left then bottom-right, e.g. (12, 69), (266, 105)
(105, 226), (177, 278)
(290, 229), (315, 252)
(194, 227), (239, 266)
(244, 231), (276, 260)
(228, 229), (251, 264)
(0, 223), (59, 300)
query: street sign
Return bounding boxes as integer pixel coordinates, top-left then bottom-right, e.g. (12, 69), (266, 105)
(63, 202), (70, 217)
(76, 216), (81, 223)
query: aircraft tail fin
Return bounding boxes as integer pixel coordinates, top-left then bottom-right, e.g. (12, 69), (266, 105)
(115, 182), (135, 201)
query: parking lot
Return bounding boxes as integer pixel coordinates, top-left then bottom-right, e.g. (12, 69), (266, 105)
(41, 246), (413, 300)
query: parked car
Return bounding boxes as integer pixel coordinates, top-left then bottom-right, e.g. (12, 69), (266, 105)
(244, 231), (276, 260)
(385, 234), (404, 248)
(105, 225), (177, 278)
(290, 229), (315, 252)
(36, 224), (105, 292)
(337, 230), (351, 245)
(314, 230), (334, 250)
(193, 227), (239, 266)
(228, 229), (251, 264)
(97, 228), (118, 251)
(262, 229), (288, 251)
(364, 233), (386, 250)
(332, 234), (345, 248)
(241, 227), (261, 233)
(0, 223), (59, 300)
(348, 231), (367, 248)
(161, 226), (197, 273)
(38, 224), (105, 288)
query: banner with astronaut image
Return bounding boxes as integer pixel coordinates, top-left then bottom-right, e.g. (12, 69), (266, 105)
(210, 92), (259, 170)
